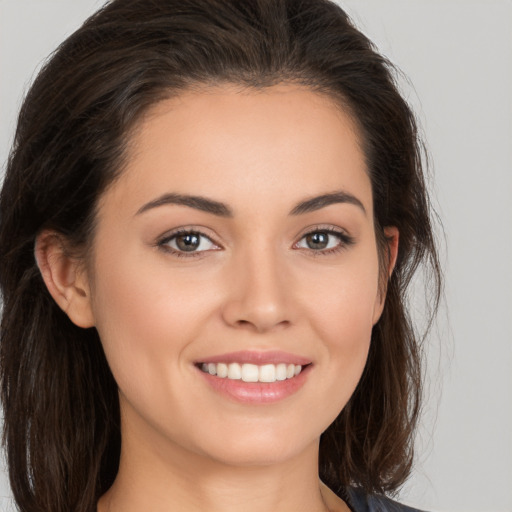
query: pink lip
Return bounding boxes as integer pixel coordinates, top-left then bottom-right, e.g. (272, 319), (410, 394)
(198, 367), (311, 404)
(195, 350), (313, 404)
(197, 350), (311, 366)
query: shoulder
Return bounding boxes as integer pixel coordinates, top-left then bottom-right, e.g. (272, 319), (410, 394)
(344, 486), (427, 512)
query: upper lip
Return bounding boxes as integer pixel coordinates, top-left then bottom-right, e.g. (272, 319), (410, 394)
(196, 350), (311, 366)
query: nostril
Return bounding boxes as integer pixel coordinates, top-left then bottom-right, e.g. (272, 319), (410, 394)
(221, 294), (292, 333)
(233, 318), (291, 333)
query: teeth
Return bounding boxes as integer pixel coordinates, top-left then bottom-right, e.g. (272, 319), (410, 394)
(227, 362), (241, 380)
(200, 362), (305, 382)
(276, 363), (287, 381)
(241, 364), (259, 382)
(259, 364), (276, 383)
(217, 363), (228, 378)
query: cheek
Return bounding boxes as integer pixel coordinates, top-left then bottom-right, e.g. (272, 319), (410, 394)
(300, 248), (380, 343)
(297, 249), (380, 406)
(314, 282), (374, 381)
(88, 248), (208, 398)
(88, 228), (380, 442)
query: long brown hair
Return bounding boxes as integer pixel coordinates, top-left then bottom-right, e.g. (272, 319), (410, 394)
(0, 1), (442, 510)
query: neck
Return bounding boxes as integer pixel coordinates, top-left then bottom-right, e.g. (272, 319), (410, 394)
(98, 420), (340, 512)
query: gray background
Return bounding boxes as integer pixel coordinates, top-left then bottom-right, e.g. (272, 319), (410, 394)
(1, 1), (511, 511)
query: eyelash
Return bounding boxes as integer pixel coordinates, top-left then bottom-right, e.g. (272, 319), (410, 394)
(156, 226), (355, 258)
(295, 226), (355, 257)
(156, 228), (219, 258)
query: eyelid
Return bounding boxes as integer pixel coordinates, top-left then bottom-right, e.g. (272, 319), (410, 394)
(293, 225), (355, 254)
(154, 224), (354, 258)
(294, 224), (352, 241)
(156, 226), (222, 257)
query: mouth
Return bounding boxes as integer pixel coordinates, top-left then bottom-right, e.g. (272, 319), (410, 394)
(194, 351), (313, 403)
(196, 362), (309, 383)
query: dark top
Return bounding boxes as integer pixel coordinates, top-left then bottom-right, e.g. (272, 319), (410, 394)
(342, 487), (425, 512)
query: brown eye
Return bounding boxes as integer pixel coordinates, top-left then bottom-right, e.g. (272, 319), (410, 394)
(304, 232), (330, 250)
(295, 228), (354, 254)
(175, 233), (201, 252)
(159, 231), (218, 254)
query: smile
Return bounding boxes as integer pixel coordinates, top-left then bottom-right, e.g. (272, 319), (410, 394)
(199, 362), (303, 383)
(195, 351), (312, 403)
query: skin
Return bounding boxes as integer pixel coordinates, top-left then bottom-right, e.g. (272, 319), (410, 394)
(36, 84), (398, 512)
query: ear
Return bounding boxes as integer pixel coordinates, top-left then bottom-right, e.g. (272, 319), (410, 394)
(372, 226), (399, 324)
(34, 230), (95, 328)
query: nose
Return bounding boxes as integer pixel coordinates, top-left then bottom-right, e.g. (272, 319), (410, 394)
(221, 245), (293, 333)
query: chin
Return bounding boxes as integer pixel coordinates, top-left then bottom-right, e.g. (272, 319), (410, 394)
(192, 426), (319, 468)
(204, 445), (304, 468)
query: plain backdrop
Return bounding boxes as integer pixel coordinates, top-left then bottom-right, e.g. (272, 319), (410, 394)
(1, 1), (511, 511)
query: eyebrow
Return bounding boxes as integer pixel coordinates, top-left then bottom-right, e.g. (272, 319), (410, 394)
(136, 193), (233, 217)
(289, 191), (366, 216)
(136, 190), (366, 217)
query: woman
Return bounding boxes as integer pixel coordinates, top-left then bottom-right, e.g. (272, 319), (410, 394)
(0, 1), (441, 511)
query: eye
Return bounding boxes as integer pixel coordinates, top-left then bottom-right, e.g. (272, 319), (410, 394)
(158, 230), (219, 255)
(295, 228), (354, 254)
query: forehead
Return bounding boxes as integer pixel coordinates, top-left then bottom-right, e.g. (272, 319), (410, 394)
(100, 84), (372, 217)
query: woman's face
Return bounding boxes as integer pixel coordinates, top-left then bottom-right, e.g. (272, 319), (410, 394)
(84, 85), (391, 467)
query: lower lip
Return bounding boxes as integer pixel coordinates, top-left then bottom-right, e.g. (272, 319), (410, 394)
(197, 365), (312, 404)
